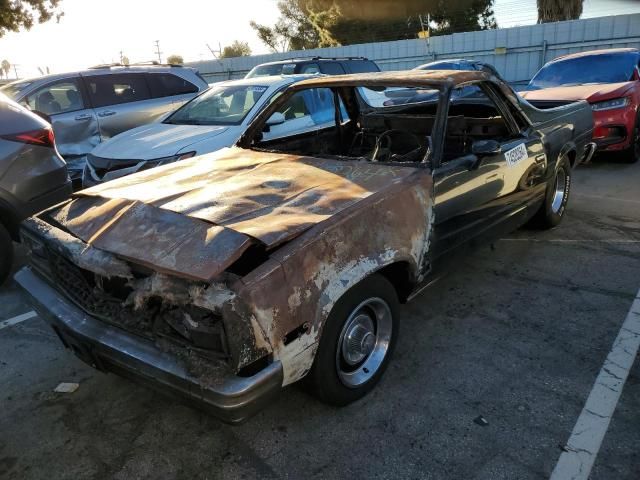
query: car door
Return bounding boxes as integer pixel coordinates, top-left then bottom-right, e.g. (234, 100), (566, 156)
(431, 82), (546, 258)
(81, 73), (164, 141)
(20, 77), (100, 158)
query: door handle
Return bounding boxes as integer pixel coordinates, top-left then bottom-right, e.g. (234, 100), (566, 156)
(98, 110), (116, 117)
(75, 113), (92, 121)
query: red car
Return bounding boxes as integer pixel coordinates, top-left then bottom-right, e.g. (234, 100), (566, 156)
(521, 48), (640, 163)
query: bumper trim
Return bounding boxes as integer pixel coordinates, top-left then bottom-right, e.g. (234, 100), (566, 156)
(15, 267), (283, 424)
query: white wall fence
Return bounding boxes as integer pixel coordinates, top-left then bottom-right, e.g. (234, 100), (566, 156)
(187, 13), (640, 85)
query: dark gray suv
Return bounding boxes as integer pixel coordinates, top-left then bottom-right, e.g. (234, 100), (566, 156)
(0, 94), (71, 284)
(0, 64), (208, 185)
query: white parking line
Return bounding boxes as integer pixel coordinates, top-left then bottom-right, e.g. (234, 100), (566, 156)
(502, 239), (640, 243)
(550, 288), (640, 480)
(0, 310), (38, 330)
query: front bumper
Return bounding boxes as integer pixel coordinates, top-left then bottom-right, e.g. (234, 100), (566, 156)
(592, 106), (637, 151)
(15, 267), (283, 424)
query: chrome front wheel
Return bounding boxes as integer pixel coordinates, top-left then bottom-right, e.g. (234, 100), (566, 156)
(305, 274), (399, 406)
(551, 168), (567, 214)
(336, 297), (393, 388)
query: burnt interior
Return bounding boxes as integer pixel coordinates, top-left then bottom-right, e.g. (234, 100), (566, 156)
(253, 83), (513, 165)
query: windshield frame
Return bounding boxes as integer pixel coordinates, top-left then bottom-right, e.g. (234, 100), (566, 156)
(238, 80), (449, 167)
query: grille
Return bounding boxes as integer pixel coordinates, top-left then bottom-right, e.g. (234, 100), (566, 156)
(46, 250), (153, 333)
(86, 154), (142, 178)
(44, 250), (226, 357)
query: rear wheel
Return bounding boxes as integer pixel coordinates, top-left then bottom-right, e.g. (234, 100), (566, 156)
(621, 113), (640, 164)
(305, 274), (399, 406)
(0, 223), (13, 285)
(530, 155), (572, 229)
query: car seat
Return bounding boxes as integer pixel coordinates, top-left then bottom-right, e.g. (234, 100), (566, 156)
(36, 91), (61, 114)
(66, 89), (82, 110)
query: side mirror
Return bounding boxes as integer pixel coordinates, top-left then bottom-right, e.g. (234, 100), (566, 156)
(472, 139), (502, 157)
(265, 112), (285, 127)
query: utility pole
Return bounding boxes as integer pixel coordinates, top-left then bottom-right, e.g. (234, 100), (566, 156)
(13, 64), (18, 79)
(419, 13), (433, 57)
(206, 42), (223, 59)
(154, 40), (162, 64)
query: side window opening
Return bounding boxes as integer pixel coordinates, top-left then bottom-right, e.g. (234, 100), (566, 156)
(321, 62), (346, 75)
(85, 74), (151, 108)
(254, 85), (437, 165)
(300, 63), (320, 74)
(442, 83), (511, 161)
(147, 73), (199, 98)
(26, 80), (85, 115)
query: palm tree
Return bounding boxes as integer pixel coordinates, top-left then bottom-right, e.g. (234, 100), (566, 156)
(1, 60), (10, 79)
(537, 0), (584, 23)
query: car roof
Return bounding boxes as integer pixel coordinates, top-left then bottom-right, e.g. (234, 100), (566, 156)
(552, 47), (640, 63)
(291, 69), (489, 89)
(414, 59), (478, 70)
(253, 57), (371, 67)
(10, 65), (199, 86)
(214, 73), (321, 88)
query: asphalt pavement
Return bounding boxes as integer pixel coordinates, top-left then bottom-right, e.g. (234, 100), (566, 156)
(1, 155), (639, 480)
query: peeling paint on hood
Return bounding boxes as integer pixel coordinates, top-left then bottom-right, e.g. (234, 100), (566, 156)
(52, 147), (421, 280)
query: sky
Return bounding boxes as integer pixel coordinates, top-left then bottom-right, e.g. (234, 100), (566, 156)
(0, 0), (639, 79)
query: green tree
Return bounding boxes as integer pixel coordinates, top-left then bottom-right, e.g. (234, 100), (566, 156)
(252, 0), (497, 50)
(220, 40), (252, 58)
(166, 54), (184, 65)
(250, 0), (324, 52)
(537, 0), (583, 23)
(1, 60), (10, 79)
(0, 0), (63, 38)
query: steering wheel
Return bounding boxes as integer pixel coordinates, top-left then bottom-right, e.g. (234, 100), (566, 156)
(371, 129), (425, 163)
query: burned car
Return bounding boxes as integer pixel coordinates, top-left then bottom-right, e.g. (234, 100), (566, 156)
(16, 70), (594, 423)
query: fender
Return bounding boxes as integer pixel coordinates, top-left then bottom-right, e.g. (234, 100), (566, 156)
(276, 252), (421, 386)
(0, 191), (22, 238)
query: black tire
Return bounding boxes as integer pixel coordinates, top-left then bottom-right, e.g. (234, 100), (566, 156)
(0, 223), (13, 286)
(305, 274), (399, 406)
(621, 113), (640, 164)
(530, 154), (572, 229)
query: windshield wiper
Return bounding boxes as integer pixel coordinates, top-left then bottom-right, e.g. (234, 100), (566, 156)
(169, 119), (203, 125)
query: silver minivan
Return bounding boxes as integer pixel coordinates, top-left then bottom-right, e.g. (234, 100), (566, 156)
(0, 64), (208, 184)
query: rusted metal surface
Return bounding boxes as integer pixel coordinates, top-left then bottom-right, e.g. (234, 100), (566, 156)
(70, 147), (420, 250)
(290, 69), (488, 89)
(50, 195), (252, 282)
(237, 173), (434, 384)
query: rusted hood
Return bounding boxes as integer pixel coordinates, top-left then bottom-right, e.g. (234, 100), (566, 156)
(51, 147), (420, 281)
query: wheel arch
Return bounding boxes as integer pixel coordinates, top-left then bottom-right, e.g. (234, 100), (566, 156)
(375, 260), (418, 304)
(558, 141), (577, 169)
(0, 197), (21, 240)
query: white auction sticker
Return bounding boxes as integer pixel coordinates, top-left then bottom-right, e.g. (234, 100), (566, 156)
(504, 143), (528, 167)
